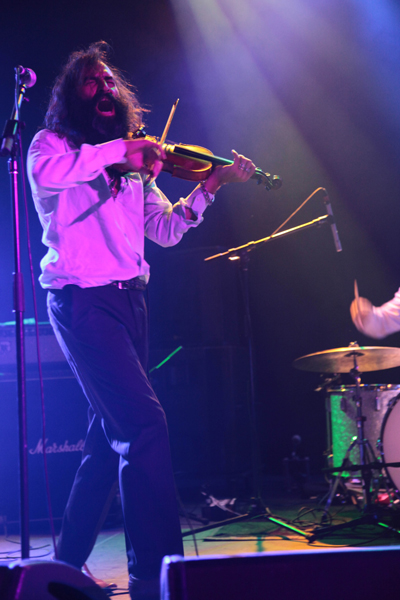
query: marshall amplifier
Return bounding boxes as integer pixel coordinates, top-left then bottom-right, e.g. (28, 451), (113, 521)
(0, 373), (88, 526)
(0, 321), (67, 369)
(0, 322), (88, 525)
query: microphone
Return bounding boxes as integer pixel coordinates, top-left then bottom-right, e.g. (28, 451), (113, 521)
(0, 66), (37, 156)
(15, 65), (37, 88)
(322, 188), (342, 253)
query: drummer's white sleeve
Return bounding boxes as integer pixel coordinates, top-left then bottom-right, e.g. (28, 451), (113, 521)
(359, 288), (400, 339)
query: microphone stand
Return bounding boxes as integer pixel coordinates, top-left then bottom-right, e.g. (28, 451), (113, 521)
(239, 250), (261, 502)
(1, 71), (31, 558)
(181, 213), (332, 539)
(204, 214), (331, 263)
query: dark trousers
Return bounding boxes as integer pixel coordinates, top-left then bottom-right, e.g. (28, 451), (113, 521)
(47, 284), (184, 579)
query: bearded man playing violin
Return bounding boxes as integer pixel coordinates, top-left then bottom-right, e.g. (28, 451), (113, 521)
(27, 41), (255, 599)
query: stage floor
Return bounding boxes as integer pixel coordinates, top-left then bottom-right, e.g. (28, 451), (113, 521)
(2, 481), (400, 598)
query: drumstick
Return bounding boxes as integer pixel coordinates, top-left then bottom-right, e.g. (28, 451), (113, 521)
(354, 279), (361, 314)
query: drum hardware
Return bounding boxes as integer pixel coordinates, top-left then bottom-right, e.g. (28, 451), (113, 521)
(377, 393), (400, 497)
(293, 343), (400, 374)
(320, 439), (382, 513)
(319, 471), (360, 508)
(294, 343), (400, 541)
(314, 373), (341, 393)
(322, 459), (400, 510)
(322, 386), (400, 509)
(323, 461), (400, 474)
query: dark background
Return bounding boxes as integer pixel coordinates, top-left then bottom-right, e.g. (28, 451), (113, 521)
(2, 0), (400, 498)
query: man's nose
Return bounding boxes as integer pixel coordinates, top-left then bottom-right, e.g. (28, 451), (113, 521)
(99, 79), (111, 92)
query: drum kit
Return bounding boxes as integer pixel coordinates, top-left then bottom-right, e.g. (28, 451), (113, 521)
(294, 341), (400, 539)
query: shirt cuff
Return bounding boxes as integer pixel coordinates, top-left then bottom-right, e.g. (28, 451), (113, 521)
(96, 138), (127, 167)
(186, 185), (215, 217)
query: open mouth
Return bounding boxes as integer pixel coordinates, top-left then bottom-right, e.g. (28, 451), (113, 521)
(96, 97), (115, 116)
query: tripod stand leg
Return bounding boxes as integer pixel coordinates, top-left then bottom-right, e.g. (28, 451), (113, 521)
(181, 508), (309, 538)
(312, 440), (400, 541)
(310, 512), (400, 542)
(363, 439), (381, 505)
(322, 438), (358, 517)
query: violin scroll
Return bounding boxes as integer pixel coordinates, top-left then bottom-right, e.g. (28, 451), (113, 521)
(254, 170), (282, 191)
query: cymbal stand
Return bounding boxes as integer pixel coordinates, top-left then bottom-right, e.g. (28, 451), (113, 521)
(310, 353), (400, 541)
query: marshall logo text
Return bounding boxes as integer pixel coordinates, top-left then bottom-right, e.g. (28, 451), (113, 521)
(29, 438), (85, 455)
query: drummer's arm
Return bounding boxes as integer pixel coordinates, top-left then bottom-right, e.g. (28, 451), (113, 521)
(350, 288), (400, 339)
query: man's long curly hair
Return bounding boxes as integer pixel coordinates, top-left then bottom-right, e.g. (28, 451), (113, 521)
(44, 41), (145, 147)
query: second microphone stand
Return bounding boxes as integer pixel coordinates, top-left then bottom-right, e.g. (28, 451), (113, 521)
(182, 212), (333, 540)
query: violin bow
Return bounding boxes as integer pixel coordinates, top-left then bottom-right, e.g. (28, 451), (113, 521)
(145, 99), (179, 184)
(160, 98), (179, 144)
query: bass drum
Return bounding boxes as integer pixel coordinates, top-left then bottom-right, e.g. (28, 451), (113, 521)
(328, 384), (400, 469)
(381, 394), (400, 491)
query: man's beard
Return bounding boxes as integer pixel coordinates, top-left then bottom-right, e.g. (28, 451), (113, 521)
(68, 91), (130, 146)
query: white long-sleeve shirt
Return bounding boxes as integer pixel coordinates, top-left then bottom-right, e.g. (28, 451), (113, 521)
(27, 129), (211, 289)
(354, 288), (400, 339)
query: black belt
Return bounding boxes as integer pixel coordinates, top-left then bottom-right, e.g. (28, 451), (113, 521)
(111, 276), (147, 291)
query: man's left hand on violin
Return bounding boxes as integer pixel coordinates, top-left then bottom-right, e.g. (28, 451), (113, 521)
(113, 138), (167, 178)
(203, 150), (256, 194)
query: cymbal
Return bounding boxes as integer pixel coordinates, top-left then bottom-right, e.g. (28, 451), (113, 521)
(293, 345), (400, 373)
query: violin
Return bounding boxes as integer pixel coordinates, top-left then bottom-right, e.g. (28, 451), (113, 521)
(128, 128), (282, 191)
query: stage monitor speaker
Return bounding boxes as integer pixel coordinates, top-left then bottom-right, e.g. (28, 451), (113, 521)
(3, 559), (107, 599)
(161, 548), (400, 600)
(0, 375), (88, 525)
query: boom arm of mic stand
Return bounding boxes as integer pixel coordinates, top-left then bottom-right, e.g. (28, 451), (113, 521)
(204, 214), (331, 262)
